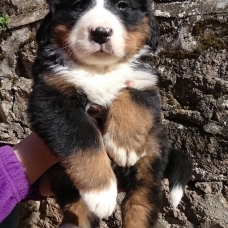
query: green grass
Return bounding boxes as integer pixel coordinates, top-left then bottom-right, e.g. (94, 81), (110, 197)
(0, 14), (9, 31)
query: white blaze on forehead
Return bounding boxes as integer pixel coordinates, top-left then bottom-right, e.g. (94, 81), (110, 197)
(87, 0), (112, 30)
(67, 0), (126, 62)
(96, 0), (105, 7)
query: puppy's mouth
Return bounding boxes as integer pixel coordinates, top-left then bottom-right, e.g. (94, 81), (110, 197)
(91, 42), (114, 56)
(65, 41), (115, 64)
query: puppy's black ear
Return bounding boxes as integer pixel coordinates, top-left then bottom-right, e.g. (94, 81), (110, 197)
(36, 12), (52, 47)
(147, 16), (160, 52)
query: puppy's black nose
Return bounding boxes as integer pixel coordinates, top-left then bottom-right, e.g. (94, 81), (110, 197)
(91, 27), (113, 45)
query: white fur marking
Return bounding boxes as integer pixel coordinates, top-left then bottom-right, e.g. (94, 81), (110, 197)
(103, 133), (141, 167)
(170, 185), (184, 209)
(127, 150), (140, 167)
(80, 180), (117, 219)
(141, 151), (146, 158)
(104, 133), (127, 166)
(59, 224), (78, 228)
(54, 60), (157, 107)
(96, 0), (105, 8)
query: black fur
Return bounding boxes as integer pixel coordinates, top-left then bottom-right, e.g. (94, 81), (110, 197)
(129, 87), (161, 121)
(164, 149), (192, 192)
(48, 164), (80, 208)
(36, 12), (52, 47)
(28, 81), (103, 156)
(148, 16), (160, 51)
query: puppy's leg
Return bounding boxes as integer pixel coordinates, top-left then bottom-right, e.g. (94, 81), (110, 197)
(28, 79), (117, 219)
(121, 153), (165, 228)
(59, 199), (99, 228)
(104, 87), (160, 167)
(61, 149), (117, 219)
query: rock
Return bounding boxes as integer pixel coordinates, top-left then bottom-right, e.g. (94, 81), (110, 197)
(0, 0), (47, 17)
(153, 0), (228, 19)
(8, 9), (48, 29)
(19, 199), (62, 228)
(195, 182), (223, 194)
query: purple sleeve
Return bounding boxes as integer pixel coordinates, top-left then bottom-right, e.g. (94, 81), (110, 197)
(0, 145), (30, 222)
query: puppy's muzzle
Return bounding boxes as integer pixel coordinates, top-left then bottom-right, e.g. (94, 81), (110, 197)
(91, 27), (113, 44)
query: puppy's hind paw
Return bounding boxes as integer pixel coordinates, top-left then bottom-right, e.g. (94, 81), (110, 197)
(80, 180), (117, 219)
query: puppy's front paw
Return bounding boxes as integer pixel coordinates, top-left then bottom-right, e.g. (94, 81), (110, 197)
(103, 89), (153, 167)
(80, 180), (117, 219)
(103, 133), (145, 167)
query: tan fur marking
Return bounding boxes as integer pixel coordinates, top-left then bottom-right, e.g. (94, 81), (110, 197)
(104, 89), (153, 156)
(44, 74), (77, 94)
(144, 132), (161, 158)
(124, 17), (150, 59)
(122, 188), (154, 228)
(52, 24), (71, 49)
(122, 154), (161, 228)
(61, 148), (115, 192)
(61, 199), (91, 228)
(137, 153), (160, 182)
(52, 25), (88, 65)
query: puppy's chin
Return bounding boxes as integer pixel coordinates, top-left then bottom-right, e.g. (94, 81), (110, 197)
(77, 54), (120, 66)
(70, 44), (122, 66)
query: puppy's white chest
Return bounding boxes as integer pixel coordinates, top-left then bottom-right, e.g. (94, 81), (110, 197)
(54, 63), (157, 106)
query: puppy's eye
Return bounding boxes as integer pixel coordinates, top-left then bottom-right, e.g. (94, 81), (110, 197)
(117, 2), (129, 10)
(72, 0), (83, 10)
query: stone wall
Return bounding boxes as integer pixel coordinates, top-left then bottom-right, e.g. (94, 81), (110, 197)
(152, 1), (228, 227)
(0, 0), (227, 227)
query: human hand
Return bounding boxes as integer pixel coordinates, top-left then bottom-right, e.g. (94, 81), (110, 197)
(13, 132), (60, 185)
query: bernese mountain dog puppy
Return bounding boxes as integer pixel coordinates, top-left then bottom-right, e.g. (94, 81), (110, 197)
(28, 0), (192, 227)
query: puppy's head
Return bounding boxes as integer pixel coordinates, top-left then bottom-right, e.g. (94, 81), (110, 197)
(37, 0), (159, 66)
